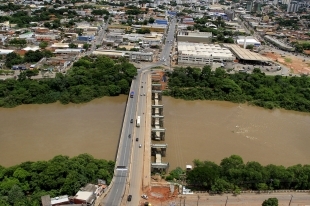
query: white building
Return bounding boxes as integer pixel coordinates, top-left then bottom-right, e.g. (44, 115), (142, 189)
(236, 36), (261, 48)
(177, 42), (235, 65)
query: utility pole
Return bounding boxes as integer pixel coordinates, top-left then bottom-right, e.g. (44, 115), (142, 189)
(197, 195), (200, 206)
(289, 195), (293, 206)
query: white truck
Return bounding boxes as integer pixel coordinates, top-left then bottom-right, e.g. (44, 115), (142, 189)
(136, 116), (140, 127)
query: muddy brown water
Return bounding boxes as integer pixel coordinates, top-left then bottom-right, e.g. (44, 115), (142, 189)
(0, 96), (127, 167)
(1, 96), (310, 169)
(161, 97), (310, 170)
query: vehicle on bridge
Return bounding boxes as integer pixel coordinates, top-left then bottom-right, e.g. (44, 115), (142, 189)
(136, 116), (140, 127)
(130, 91), (134, 98)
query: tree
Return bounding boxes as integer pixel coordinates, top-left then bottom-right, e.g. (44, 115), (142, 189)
(262, 198), (278, 206)
(83, 43), (90, 50)
(69, 43), (78, 48)
(25, 69), (39, 79)
(39, 41), (48, 49)
(246, 45), (254, 50)
(8, 185), (25, 204)
(149, 17), (155, 23)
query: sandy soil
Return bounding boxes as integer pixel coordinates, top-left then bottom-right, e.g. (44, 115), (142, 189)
(262, 52), (310, 75)
(140, 184), (179, 206)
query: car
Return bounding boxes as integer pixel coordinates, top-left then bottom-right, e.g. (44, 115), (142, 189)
(143, 93), (145, 96)
(139, 144), (142, 148)
(141, 194), (148, 200)
(128, 134), (131, 138)
(136, 138), (139, 142)
(127, 195), (132, 202)
(141, 86), (143, 88)
(130, 119), (133, 123)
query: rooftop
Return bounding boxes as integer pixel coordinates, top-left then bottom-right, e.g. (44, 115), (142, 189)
(223, 44), (271, 61)
(178, 31), (212, 38)
(178, 42), (234, 58)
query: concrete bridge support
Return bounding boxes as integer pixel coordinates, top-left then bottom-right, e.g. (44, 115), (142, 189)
(151, 144), (168, 157)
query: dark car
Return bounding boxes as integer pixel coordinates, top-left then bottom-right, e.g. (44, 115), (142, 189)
(127, 195), (132, 202)
(130, 119), (133, 123)
(136, 138), (139, 142)
(128, 134), (131, 138)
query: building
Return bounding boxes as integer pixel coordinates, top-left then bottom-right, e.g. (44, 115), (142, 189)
(264, 35), (295, 51)
(177, 31), (212, 43)
(41, 195), (70, 206)
(92, 50), (153, 62)
(141, 24), (167, 33)
(287, 1), (300, 13)
(155, 19), (168, 25)
(177, 42), (235, 65)
(236, 36), (261, 48)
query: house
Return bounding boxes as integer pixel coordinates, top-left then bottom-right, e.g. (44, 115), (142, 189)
(41, 195), (70, 206)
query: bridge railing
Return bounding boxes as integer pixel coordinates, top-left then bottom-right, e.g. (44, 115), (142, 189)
(95, 81), (134, 206)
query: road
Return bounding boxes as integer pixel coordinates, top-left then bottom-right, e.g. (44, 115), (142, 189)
(126, 17), (177, 206)
(102, 75), (139, 206)
(88, 17), (110, 55)
(177, 193), (310, 206)
(102, 16), (177, 206)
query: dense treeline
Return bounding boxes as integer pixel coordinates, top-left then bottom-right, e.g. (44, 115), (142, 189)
(0, 154), (115, 206)
(168, 155), (310, 193)
(0, 56), (137, 108)
(165, 66), (310, 112)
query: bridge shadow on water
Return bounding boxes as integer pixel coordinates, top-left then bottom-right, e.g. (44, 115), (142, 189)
(114, 94), (129, 161)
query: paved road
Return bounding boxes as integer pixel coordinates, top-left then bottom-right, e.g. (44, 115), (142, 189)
(126, 16), (177, 206)
(88, 17), (109, 55)
(102, 77), (139, 206)
(177, 193), (310, 206)
(103, 16), (177, 206)
(127, 69), (149, 206)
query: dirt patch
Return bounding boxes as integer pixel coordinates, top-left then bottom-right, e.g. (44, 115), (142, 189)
(140, 185), (179, 206)
(262, 52), (310, 75)
(151, 70), (168, 90)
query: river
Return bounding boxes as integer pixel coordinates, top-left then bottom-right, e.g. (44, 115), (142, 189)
(0, 96), (310, 169)
(162, 97), (310, 169)
(0, 96), (127, 167)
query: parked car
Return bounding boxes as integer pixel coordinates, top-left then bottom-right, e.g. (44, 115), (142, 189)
(136, 138), (139, 141)
(127, 195), (132, 202)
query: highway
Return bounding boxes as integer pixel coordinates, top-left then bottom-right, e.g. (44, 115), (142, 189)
(126, 16), (177, 206)
(102, 16), (177, 206)
(102, 74), (139, 206)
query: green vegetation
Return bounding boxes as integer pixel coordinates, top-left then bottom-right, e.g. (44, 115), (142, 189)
(292, 41), (310, 53)
(5, 50), (53, 68)
(136, 28), (151, 34)
(0, 56), (137, 108)
(165, 66), (310, 112)
(262, 198), (279, 206)
(0, 8), (77, 28)
(169, 155), (310, 193)
(284, 57), (292, 63)
(0, 154), (114, 205)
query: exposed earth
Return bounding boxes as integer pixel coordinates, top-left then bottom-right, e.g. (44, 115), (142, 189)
(262, 51), (310, 75)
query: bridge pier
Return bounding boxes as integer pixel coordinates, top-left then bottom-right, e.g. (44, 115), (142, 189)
(150, 74), (168, 172)
(151, 144), (168, 157)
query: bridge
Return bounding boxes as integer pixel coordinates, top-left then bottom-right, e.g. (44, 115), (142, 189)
(99, 17), (176, 206)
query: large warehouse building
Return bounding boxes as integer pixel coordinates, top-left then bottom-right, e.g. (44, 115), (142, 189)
(177, 42), (235, 65)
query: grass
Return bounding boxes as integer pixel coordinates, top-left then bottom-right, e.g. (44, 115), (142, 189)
(284, 57), (292, 63)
